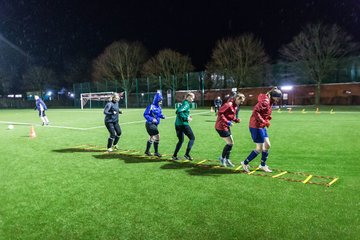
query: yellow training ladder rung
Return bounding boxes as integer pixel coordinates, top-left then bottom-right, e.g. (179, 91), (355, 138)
(248, 168), (259, 175)
(272, 171), (288, 178)
(326, 178), (339, 187)
(302, 175), (313, 184)
(196, 160), (207, 165)
(234, 165), (242, 171)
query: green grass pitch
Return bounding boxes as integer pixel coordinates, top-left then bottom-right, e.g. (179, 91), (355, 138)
(0, 106), (359, 239)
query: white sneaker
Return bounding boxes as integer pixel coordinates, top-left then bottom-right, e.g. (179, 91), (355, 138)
(241, 161), (250, 173)
(259, 165), (272, 173)
(225, 158), (235, 167)
(107, 148), (113, 152)
(219, 156), (227, 167)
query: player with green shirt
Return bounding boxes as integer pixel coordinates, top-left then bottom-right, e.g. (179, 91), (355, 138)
(172, 92), (196, 161)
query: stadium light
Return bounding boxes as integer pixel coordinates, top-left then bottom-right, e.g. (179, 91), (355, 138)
(281, 85), (293, 91)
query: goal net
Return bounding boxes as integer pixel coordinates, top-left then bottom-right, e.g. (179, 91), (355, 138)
(80, 92), (117, 109)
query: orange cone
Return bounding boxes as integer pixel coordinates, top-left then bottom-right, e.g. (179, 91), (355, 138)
(30, 126), (36, 138)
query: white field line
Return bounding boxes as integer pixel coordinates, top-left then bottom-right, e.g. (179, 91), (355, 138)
(0, 111), (210, 131)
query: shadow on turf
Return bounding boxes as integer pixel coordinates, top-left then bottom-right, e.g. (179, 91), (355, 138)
(93, 153), (164, 164)
(161, 161), (239, 176)
(53, 148), (105, 153)
(52, 147), (241, 176)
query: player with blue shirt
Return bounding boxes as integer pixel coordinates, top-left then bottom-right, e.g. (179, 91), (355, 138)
(143, 92), (165, 157)
(241, 87), (282, 173)
(34, 95), (50, 126)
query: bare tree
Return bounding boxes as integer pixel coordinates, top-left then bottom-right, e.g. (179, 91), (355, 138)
(62, 57), (92, 86)
(142, 49), (194, 90)
(92, 40), (148, 96)
(280, 23), (359, 105)
(23, 66), (56, 96)
(207, 34), (268, 88)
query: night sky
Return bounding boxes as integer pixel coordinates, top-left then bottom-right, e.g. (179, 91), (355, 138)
(1, 0), (360, 70)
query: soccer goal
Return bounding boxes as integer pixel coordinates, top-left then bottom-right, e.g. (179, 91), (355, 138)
(80, 92), (116, 109)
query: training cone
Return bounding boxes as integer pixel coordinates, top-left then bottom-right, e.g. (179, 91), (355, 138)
(30, 126), (36, 138)
(210, 107), (214, 112)
(302, 109), (307, 114)
(330, 109), (335, 114)
(315, 107), (320, 114)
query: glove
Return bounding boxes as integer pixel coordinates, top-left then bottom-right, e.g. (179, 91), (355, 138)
(227, 121), (233, 127)
(233, 118), (240, 123)
(113, 111), (117, 115)
(188, 116), (193, 122)
(152, 118), (157, 124)
(264, 120), (271, 128)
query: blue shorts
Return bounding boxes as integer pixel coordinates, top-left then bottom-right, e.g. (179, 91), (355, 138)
(249, 127), (268, 143)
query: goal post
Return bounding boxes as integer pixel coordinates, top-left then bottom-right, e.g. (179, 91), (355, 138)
(80, 92), (117, 109)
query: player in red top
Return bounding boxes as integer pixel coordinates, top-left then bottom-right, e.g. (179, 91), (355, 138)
(215, 93), (246, 167)
(241, 87), (282, 173)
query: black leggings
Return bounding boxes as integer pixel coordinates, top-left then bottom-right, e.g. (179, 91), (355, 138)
(173, 125), (195, 157)
(105, 122), (122, 148)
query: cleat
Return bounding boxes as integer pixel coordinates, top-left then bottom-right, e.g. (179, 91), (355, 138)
(184, 154), (193, 161)
(107, 148), (113, 152)
(144, 151), (152, 156)
(42, 122), (45, 126)
(112, 145), (119, 150)
(218, 156), (227, 167)
(172, 156), (180, 161)
(225, 158), (235, 167)
(241, 161), (250, 173)
(259, 165), (272, 173)
(154, 152), (162, 157)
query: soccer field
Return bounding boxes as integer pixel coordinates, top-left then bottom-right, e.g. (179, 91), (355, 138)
(0, 107), (359, 239)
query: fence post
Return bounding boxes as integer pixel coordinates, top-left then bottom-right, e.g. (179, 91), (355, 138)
(147, 77), (150, 103)
(159, 76), (162, 91)
(136, 78), (139, 107)
(186, 72), (189, 90)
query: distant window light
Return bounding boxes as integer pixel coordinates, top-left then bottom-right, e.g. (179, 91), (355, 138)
(15, 94), (22, 98)
(343, 90), (351, 94)
(281, 85), (293, 91)
(249, 94), (253, 97)
(308, 92), (315, 96)
(7, 94), (14, 98)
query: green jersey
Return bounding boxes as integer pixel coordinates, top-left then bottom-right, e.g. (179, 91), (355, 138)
(175, 100), (191, 126)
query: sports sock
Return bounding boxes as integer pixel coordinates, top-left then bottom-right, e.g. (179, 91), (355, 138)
(107, 137), (114, 149)
(225, 144), (233, 159)
(244, 150), (259, 164)
(154, 140), (159, 153)
(261, 150), (269, 166)
(145, 140), (152, 152)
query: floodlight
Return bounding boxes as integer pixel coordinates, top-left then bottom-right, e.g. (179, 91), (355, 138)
(281, 86), (293, 91)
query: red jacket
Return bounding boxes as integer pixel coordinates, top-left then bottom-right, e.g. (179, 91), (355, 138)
(215, 99), (239, 131)
(249, 93), (272, 128)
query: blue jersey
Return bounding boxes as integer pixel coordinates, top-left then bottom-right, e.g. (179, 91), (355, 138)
(144, 92), (164, 125)
(35, 98), (47, 111)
